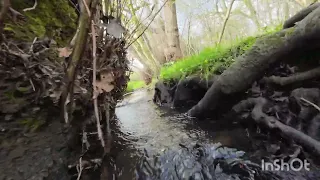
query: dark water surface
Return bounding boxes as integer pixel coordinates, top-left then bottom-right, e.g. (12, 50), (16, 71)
(114, 90), (253, 180)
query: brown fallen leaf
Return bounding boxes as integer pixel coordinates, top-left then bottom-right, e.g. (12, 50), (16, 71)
(92, 71), (116, 99)
(58, 47), (73, 57)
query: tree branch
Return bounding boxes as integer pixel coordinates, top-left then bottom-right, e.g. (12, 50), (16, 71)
(218, 0), (236, 44)
(125, 0), (169, 49)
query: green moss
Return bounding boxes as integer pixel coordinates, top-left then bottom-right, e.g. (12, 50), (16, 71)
(285, 27), (295, 37)
(126, 79), (157, 92)
(160, 36), (258, 81)
(5, 0), (77, 46)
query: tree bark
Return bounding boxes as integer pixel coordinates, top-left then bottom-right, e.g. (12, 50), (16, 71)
(164, 0), (182, 61)
(187, 6), (320, 118)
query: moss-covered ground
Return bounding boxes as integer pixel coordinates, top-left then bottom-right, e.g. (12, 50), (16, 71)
(4, 0), (77, 46)
(160, 25), (282, 82)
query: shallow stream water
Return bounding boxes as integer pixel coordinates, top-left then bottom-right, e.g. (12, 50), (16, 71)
(114, 89), (254, 179)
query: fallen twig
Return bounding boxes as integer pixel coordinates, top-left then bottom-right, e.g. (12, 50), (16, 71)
(76, 157), (84, 180)
(92, 21), (105, 147)
(300, 97), (320, 112)
(23, 0), (38, 12)
(29, 37), (37, 53)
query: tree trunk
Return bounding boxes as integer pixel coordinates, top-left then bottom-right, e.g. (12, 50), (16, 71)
(243, 0), (261, 29)
(187, 6), (320, 118)
(164, 0), (182, 61)
(218, 0), (236, 44)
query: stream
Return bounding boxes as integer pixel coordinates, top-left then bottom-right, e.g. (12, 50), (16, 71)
(114, 89), (254, 180)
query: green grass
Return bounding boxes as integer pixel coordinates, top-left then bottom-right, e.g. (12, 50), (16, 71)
(160, 36), (257, 81)
(126, 80), (146, 92)
(159, 23), (284, 82)
(126, 79), (158, 92)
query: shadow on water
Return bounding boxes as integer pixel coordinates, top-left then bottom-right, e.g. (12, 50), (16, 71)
(112, 90), (254, 180)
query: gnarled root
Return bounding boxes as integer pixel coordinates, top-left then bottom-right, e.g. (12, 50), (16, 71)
(263, 66), (320, 86)
(232, 97), (320, 156)
(283, 2), (320, 29)
(187, 6), (320, 118)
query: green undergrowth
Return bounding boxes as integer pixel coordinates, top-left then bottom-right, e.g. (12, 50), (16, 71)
(127, 80), (146, 92)
(160, 37), (257, 81)
(4, 0), (77, 46)
(126, 79), (157, 92)
(160, 25), (282, 82)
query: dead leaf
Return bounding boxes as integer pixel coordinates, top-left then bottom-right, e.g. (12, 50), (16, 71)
(100, 71), (115, 83)
(95, 81), (114, 93)
(92, 72), (116, 99)
(58, 47), (73, 58)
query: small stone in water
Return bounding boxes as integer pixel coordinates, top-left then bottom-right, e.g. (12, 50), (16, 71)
(5, 114), (13, 121)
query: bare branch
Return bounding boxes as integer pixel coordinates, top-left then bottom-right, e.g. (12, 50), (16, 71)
(300, 97), (320, 112)
(91, 21), (105, 147)
(218, 0), (236, 44)
(125, 0), (169, 49)
(82, 0), (92, 17)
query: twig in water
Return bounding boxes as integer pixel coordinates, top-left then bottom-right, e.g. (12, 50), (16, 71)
(300, 97), (320, 112)
(23, 0), (38, 12)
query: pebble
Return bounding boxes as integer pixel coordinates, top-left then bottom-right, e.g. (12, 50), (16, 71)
(16, 138), (24, 144)
(44, 148), (51, 155)
(5, 115), (13, 121)
(8, 147), (26, 160)
(47, 159), (54, 168)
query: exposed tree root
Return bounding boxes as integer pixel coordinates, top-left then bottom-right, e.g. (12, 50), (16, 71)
(232, 97), (320, 157)
(283, 2), (320, 29)
(187, 6), (320, 118)
(263, 66), (320, 86)
(172, 76), (216, 108)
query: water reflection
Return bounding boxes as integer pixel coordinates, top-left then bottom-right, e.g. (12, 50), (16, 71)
(114, 90), (251, 179)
